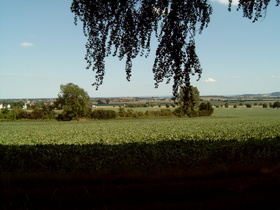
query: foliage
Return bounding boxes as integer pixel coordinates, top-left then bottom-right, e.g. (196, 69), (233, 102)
(91, 109), (117, 119)
(198, 102), (214, 116)
(2, 138), (280, 174)
(10, 101), (24, 109)
(1, 108), (279, 146)
(70, 0), (279, 100)
(173, 85), (213, 117)
(177, 86), (200, 110)
(97, 99), (105, 104)
(246, 104), (252, 108)
(1, 108), (280, 175)
(56, 83), (91, 121)
(273, 101), (280, 108)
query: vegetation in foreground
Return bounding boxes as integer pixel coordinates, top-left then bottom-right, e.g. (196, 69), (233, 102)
(1, 106), (280, 209)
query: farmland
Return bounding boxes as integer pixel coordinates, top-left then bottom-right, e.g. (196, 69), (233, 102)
(1, 107), (280, 209)
(1, 108), (279, 145)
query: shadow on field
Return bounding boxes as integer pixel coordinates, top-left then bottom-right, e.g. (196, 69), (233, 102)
(1, 138), (280, 209)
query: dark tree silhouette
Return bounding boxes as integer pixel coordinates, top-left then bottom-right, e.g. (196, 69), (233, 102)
(71, 0), (279, 105)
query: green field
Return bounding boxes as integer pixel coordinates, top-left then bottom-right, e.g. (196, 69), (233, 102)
(2, 107), (280, 209)
(1, 108), (279, 145)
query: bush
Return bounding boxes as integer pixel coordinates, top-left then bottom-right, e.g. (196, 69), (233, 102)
(245, 104), (252, 108)
(17, 110), (31, 119)
(273, 101), (280, 109)
(199, 102), (214, 116)
(91, 110), (117, 119)
(31, 110), (46, 119)
(173, 107), (185, 117)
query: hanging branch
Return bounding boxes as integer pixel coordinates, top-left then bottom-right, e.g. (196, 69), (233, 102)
(71, 0), (278, 101)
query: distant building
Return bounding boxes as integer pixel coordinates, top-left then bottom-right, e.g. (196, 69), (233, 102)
(0, 103), (3, 109)
(23, 103), (27, 110)
(4, 104), (11, 109)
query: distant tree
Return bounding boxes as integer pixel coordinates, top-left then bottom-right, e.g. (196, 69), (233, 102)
(56, 83), (90, 120)
(269, 103), (273, 108)
(198, 101), (214, 116)
(71, 0), (279, 105)
(225, 103), (229, 108)
(11, 101), (24, 109)
(245, 104), (252, 108)
(166, 104), (170, 108)
(273, 101), (280, 109)
(263, 103), (268, 108)
(97, 99), (105, 105)
(233, 104), (237, 108)
(178, 86), (200, 110)
(106, 98), (110, 104)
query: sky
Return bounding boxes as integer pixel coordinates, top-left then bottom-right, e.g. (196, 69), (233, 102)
(0, 0), (279, 99)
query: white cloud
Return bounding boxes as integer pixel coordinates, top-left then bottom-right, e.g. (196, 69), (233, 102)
(204, 78), (216, 82)
(211, 0), (239, 6)
(20, 42), (34, 47)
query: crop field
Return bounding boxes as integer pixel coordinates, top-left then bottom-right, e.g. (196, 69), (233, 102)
(0, 108), (279, 145)
(1, 107), (280, 209)
(1, 107), (280, 208)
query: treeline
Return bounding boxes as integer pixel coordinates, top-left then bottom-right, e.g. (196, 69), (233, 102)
(0, 105), (56, 120)
(216, 101), (280, 108)
(0, 102), (214, 121)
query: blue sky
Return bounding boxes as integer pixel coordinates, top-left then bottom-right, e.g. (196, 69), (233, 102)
(0, 0), (279, 99)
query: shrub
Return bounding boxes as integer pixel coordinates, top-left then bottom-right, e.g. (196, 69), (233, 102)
(17, 110), (31, 119)
(91, 110), (117, 119)
(172, 107), (185, 117)
(245, 104), (252, 108)
(31, 110), (46, 119)
(273, 101), (280, 109)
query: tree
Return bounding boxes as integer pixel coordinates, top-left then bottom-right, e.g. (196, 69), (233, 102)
(71, 0), (279, 104)
(199, 101), (214, 116)
(178, 86), (200, 110)
(273, 101), (280, 109)
(246, 104), (252, 108)
(97, 99), (105, 104)
(56, 83), (91, 120)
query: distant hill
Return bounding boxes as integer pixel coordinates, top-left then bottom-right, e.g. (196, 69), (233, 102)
(238, 92), (280, 98)
(201, 92), (280, 101)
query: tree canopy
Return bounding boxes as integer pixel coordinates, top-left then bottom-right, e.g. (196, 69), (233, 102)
(71, 0), (279, 102)
(56, 83), (91, 120)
